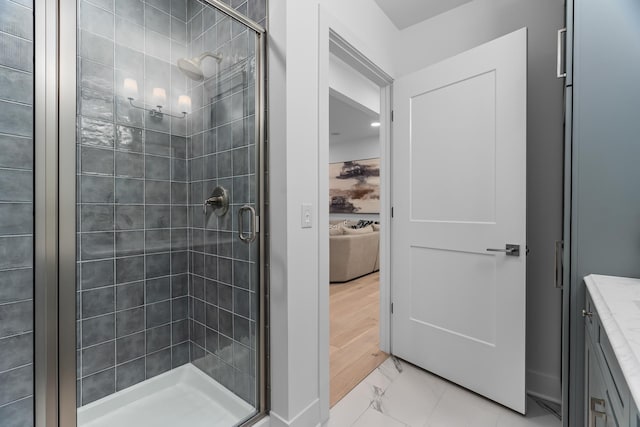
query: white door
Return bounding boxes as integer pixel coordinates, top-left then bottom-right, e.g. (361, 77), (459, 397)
(391, 28), (527, 413)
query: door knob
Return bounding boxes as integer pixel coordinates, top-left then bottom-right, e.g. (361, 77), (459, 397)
(486, 244), (520, 257)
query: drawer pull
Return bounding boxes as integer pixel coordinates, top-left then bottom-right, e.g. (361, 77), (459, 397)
(583, 309), (593, 318)
(590, 397), (606, 427)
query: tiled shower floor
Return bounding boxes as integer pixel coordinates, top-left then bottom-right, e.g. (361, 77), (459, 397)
(78, 364), (254, 427)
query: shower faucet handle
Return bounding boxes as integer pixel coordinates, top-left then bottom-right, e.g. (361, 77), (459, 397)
(203, 186), (229, 216)
(203, 195), (224, 213)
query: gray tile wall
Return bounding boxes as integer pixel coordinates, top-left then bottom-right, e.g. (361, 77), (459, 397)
(185, 0), (263, 407)
(75, 0), (266, 409)
(0, 0), (34, 425)
(76, 0), (192, 406)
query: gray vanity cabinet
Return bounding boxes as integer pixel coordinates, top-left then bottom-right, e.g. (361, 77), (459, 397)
(584, 288), (636, 427)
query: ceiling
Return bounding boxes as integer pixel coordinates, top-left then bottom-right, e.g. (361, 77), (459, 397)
(374, 0), (475, 29)
(330, 94), (379, 145)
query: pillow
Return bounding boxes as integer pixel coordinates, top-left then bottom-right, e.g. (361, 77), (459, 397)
(372, 224), (380, 231)
(329, 225), (344, 236)
(342, 225), (373, 235)
(354, 220), (374, 229)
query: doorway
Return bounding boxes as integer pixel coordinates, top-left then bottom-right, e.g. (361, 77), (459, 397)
(319, 27), (394, 410)
(328, 88), (386, 406)
(320, 22), (534, 420)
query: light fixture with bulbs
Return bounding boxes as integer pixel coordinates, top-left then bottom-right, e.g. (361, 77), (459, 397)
(123, 78), (191, 120)
(371, 121), (381, 127)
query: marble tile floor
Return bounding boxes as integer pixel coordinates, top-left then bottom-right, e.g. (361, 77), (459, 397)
(329, 358), (561, 427)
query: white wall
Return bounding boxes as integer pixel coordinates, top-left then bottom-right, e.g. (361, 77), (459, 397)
(394, 0), (565, 402)
(329, 54), (381, 114)
(329, 137), (381, 222)
(329, 137), (380, 164)
(268, 1), (397, 426)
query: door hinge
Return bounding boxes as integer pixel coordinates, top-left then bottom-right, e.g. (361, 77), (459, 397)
(391, 110), (394, 122)
(391, 207), (394, 218)
(391, 303), (394, 314)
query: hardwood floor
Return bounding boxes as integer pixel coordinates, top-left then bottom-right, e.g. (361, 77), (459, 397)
(330, 272), (388, 407)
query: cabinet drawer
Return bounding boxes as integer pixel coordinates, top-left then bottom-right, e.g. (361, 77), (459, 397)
(598, 322), (629, 425)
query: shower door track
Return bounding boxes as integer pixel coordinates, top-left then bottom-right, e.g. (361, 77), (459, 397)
(33, 1), (269, 426)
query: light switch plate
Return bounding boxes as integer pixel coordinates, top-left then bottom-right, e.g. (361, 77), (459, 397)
(301, 203), (313, 228)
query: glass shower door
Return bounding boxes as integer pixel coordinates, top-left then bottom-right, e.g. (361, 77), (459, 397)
(67, 0), (265, 425)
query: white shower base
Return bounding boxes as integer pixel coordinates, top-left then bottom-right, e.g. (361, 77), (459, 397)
(78, 364), (255, 427)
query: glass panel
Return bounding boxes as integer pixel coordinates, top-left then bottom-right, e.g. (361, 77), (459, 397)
(75, 0), (262, 425)
(0, 0), (35, 425)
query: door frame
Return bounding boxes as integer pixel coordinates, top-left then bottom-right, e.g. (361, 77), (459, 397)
(317, 8), (394, 420)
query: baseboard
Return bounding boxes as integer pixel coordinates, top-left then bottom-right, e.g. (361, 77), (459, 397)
(269, 398), (321, 427)
(527, 369), (562, 404)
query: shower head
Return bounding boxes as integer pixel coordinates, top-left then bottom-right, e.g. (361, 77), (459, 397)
(177, 58), (205, 81)
(177, 52), (222, 81)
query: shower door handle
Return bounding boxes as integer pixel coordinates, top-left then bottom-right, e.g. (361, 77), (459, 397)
(238, 205), (257, 243)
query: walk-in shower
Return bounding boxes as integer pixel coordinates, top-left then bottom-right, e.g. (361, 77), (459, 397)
(0, 0), (267, 426)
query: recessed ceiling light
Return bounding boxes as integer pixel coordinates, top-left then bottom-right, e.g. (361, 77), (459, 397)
(371, 122), (381, 127)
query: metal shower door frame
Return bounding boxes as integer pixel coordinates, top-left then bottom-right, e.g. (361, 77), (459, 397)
(34, 0), (61, 425)
(33, 0), (268, 425)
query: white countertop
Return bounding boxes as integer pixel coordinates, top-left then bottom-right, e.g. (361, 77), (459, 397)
(585, 274), (640, 410)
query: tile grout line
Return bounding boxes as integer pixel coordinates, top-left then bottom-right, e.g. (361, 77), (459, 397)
(0, 361), (33, 376)
(0, 394), (32, 411)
